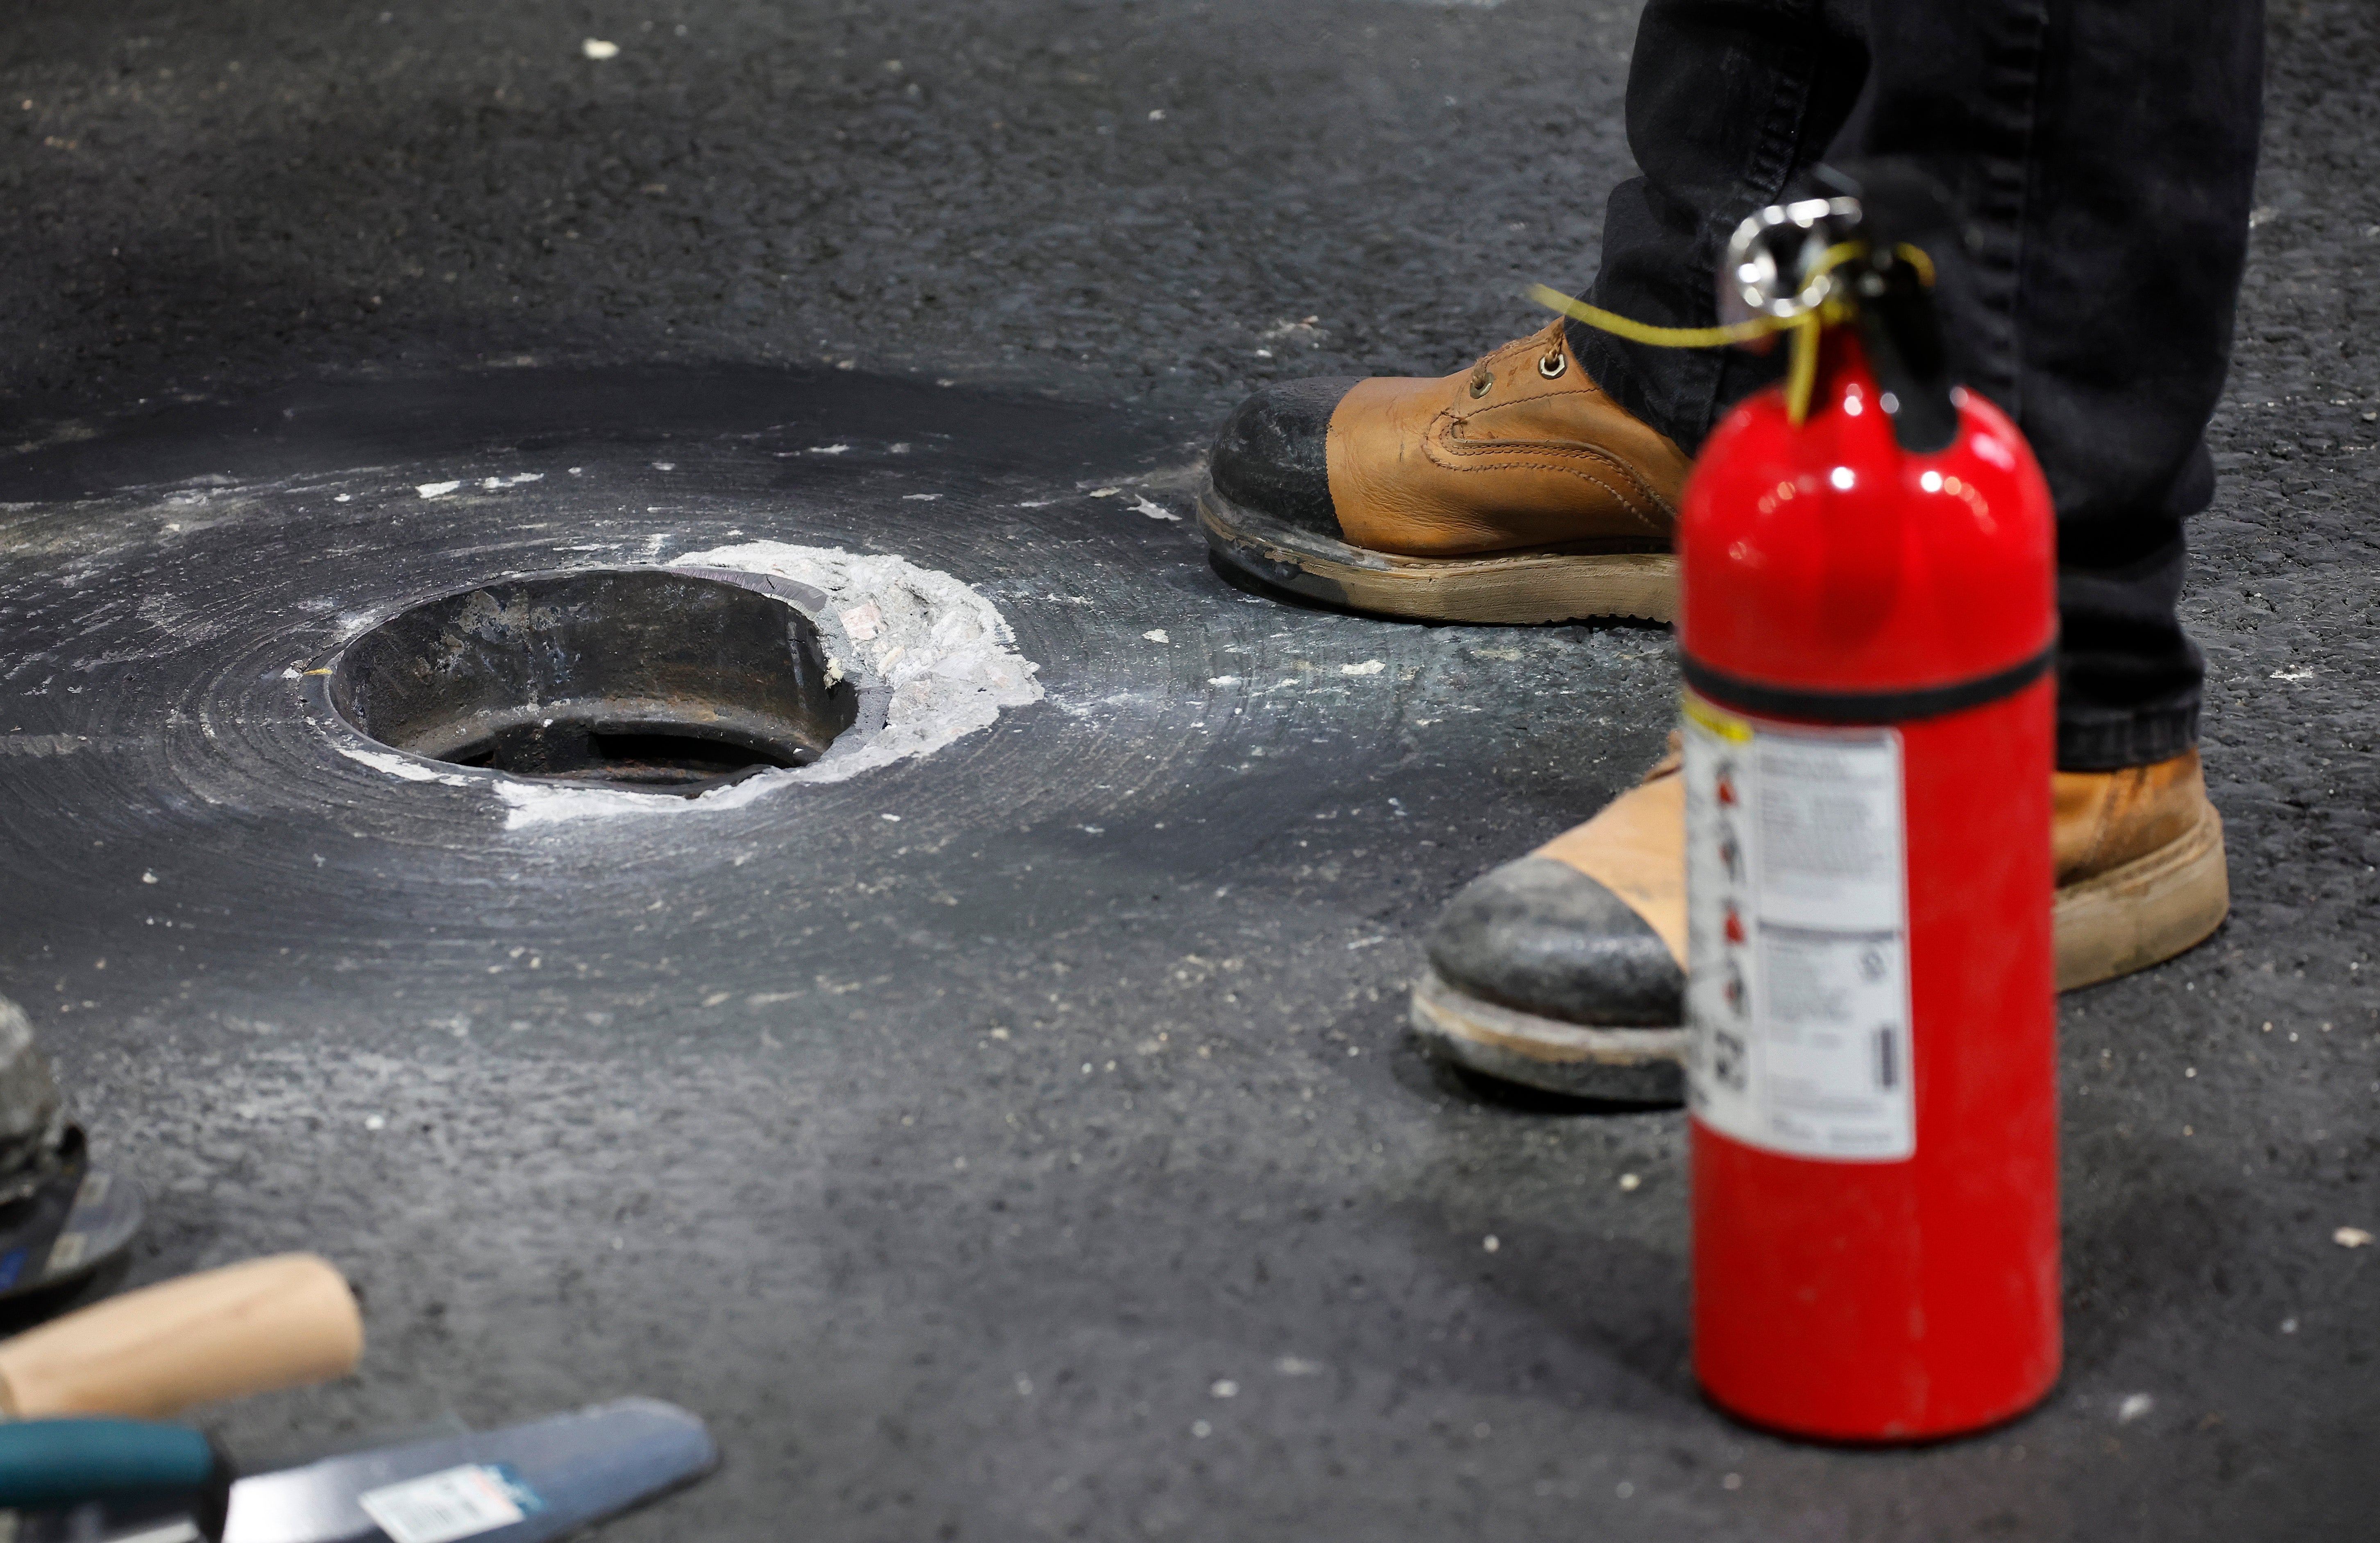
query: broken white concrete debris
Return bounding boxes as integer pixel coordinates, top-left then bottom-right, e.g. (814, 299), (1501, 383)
(338, 744), (472, 787)
(839, 600), (885, 641)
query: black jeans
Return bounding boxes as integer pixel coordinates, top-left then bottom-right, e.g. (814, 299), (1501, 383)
(1570, 0), (2265, 770)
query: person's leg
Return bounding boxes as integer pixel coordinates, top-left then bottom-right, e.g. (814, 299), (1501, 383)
(1196, 0), (1864, 627)
(1836, 0), (2263, 773)
(1411, 0), (2262, 1097)
(1571, 0), (1870, 452)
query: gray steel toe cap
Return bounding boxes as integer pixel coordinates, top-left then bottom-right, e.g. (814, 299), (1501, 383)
(1425, 856), (1684, 1027)
(1207, 376), (1357, 540)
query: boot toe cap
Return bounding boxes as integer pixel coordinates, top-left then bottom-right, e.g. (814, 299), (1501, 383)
(1207, 376), (1356, 540)
(1425, 856), (1683, 1026)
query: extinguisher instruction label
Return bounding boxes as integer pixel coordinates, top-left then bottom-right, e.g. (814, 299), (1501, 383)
(1682, 694), (1915, 1161)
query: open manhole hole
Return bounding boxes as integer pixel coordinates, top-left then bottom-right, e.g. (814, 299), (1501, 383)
(330, 569), (858, 795)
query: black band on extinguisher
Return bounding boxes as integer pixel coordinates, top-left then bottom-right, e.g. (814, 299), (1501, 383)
(1680, 642), (2056, 725)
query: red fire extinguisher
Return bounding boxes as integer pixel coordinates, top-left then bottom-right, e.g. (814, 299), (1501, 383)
(1678, 178), (2060, 1440)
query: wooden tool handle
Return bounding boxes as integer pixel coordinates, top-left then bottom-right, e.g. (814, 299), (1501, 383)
(0, 1253), (364, 1419)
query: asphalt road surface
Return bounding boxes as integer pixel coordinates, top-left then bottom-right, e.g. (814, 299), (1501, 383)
(3, 3), (2375, 1540)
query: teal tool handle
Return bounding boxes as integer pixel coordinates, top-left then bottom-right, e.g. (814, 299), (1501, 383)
(0, 1417), (220, 1508)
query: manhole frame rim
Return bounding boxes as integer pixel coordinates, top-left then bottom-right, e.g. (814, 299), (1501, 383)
(302, 562), (893, 795)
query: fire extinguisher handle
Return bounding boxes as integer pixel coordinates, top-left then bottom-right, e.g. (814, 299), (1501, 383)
(1813, 159), (1963, 453)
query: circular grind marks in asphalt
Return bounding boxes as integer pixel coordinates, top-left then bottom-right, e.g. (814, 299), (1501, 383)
(0, 367), (1673, 983)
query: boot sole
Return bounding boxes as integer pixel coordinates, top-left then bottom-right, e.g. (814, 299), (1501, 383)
(1198, 483), (1677, 624)
(2054, 799), (2230, 990)
(1411, 802), (2229, 1100)
(1408, 969), (1686, 1103)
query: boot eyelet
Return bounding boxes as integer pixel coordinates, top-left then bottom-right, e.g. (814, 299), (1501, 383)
(1537, 351), (1568, 380)
(1468, 372), (1493, 399)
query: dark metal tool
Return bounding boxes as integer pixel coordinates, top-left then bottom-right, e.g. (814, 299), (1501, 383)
(0, 998), (142, 1310)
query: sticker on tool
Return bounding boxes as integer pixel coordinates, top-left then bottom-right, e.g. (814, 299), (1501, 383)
(1682, 694), (1915, 1160)
(358, 1464), (546, 1543)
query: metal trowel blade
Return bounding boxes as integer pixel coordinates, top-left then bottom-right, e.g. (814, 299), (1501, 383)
(227, 1398), (716, 1543)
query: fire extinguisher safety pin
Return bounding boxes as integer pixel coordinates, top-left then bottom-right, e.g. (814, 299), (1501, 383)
(1723, 196), (1866, 324)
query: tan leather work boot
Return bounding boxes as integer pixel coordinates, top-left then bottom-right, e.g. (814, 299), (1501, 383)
(1199, 318), (1693, 623)
(2051, 751), (2233, 989)
(1409, 746), (2230, 1101)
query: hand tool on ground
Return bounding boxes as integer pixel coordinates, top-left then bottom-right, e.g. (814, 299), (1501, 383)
(0, 1128), (144, 1311)
(0, 1398), (719, 1543)
(0, 997), (143, 1310)
(0, 1254), (364, 1420)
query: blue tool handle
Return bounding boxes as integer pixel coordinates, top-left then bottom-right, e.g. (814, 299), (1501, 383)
(0, 1418), (221, 1508)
